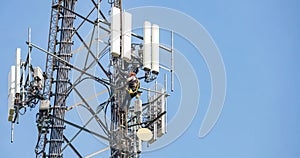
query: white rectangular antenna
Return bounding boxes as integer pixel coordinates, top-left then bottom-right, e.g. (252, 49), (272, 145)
(34, 67), (44, 90)
(15, 48), (21, 94)
(122, 11), (132, 61)
(160, 88), (166, 136)
(8, 66), (16, 122)
(143, 21), (152, 71)
(34, 67), (43, 81)
(134, 99), (142, 113)
(151, 24), (160, 74)
(111, 7), (121, 57)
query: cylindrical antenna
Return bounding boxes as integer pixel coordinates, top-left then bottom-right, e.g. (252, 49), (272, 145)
(15, 48), (21, 95)
(143, 21), (152, 71)
(21, 60), (26, 107)
(110, 7), (121, 57)
(11, 123), (14, 143)
(151, 24), (160, 75)
(121, 11), (132, 61)
(28, 28), (32, 82)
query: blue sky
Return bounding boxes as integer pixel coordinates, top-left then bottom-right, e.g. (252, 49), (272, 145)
(1, 0), (300, 158)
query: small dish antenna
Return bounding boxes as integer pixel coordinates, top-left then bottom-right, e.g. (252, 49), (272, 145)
(137, 128), (153, 141)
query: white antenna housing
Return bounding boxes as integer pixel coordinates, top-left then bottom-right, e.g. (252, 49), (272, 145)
(151, 24), (160, 74)
(122, 11), (132, 61)
(143, 21), (152, 71)
(111, 7), (121, 57)
(34, 67), (44, 90)
(15, 48), (21, 94)
(40, 100), (50, 111)
(34, 67), (43, 81)
(8, 66), (16, 122)
(159, 88), (166, 136)
(134, 99), (142, 113)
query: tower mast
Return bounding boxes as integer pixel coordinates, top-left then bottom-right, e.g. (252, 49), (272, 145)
(48, 1), (77, 157)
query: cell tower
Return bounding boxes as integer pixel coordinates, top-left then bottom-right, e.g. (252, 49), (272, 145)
(7, 0), (174, 157)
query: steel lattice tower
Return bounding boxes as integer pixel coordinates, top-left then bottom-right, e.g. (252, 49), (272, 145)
(48, 0), (76, 157)
(8, 0), (172, 157)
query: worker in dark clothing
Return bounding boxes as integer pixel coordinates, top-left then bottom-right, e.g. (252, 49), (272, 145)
(127, 72), (142, 98)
